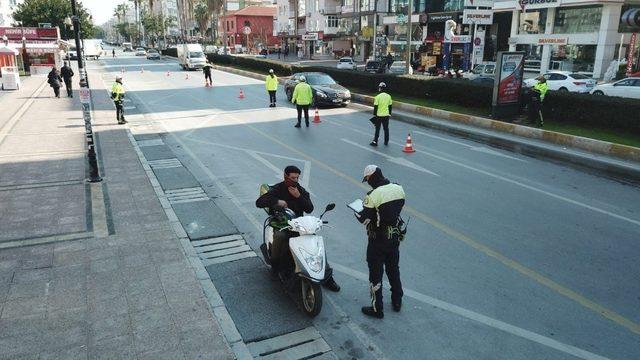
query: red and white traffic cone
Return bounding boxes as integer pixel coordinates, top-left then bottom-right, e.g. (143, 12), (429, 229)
(402, 133), (416, 153)
(166, 71), (170, 76)
(313, 108), (321, 124)
(141, 67), (144, 74)
(238, 89), (245, 99)
(121, 67), (125, 73)
(185, 73), (189, 80)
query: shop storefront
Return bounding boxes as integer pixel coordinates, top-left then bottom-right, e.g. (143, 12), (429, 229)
(494, 1), (624, 78)
(0, 27), (62, 76)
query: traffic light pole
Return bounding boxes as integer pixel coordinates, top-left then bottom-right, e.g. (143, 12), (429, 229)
(70, 0), (102, 182)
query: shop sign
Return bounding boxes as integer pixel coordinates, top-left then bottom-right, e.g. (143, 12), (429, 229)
(0, 27), (58, 40)
(626, 32), (637, 76)
(242, 26), (251, 35)
(428, 13), (460, 23)
(397, 14), (407, 24)
(536, 36), (567, 45)
(444, 35), (472, 43)
(464, 0), (494, 8)
(493, 51), (525, 106)
(462, 9), (493, 25)
(432, 42), (442, 55)
(302, 33), (318, 41)
(519, 0), (560, 11)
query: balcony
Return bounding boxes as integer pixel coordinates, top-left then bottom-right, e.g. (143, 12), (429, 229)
(324, 26), (339, 35)
(341, 5), (354, 14)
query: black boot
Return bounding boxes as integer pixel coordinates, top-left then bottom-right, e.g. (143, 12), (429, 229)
(294, 123), (301, 128)
(392, 298), (402, 312)
(361, 306), (384, 319)
(323, 277), (340, 292)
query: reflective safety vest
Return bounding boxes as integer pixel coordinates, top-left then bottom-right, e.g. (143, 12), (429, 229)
(266, 74), (278, 91)
(111, 82), (125, 101)
(364, 183), (405, 227)
(533, 82), (548, 101)
(374, 92), (393, 117)
(292, 82), (313, 105)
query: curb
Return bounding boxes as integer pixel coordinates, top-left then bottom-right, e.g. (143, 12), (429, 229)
(212, 64), (640, 181)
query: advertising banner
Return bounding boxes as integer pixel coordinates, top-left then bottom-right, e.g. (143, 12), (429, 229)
(462, 10), (494, 25)
(626, 32), (637, 76)
(495, 52), (524, 105)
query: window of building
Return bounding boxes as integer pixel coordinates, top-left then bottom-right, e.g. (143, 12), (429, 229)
(519, 9), (547, 34)
(298, 0), (305, 16)
(343, 0), (353, 8)
(443, 0), (463, 12)
(326, 15), (338, 28)
(553, 6), (601, 34)
(550, 44), (596, 72)
(244, 20), (251, 27)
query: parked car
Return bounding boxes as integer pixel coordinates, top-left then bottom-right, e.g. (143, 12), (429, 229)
(255, 48), (269, 58)
(365, 60), (386, 74)
(463, 62), (496, 80)
(389, 61), (411, 74)
(66, 47), (78, 60)
(135, 47), (147, 56)
(204, 45), (218, 54)
(146, 49), (161, 60)
(590, 77), (640, 99)
(523, 71), (596, 93)
(284, 72), (351, 107)
(337, 57), (357, 70)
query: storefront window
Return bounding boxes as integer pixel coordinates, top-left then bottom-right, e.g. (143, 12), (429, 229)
(388, 0), (424, 13)
(361, 0), (375, 12)
(553, 6), (601, 34)
(519, 9), (547, 34)
(550, 44), (596, 73)
(443, 0), (463, 12)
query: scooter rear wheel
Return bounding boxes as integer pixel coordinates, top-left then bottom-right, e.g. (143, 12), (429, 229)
(301, 279), (322, 317)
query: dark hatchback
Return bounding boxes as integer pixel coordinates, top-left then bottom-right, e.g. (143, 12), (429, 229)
(284, 72), (351, 107)
(365, 60), (386, 74)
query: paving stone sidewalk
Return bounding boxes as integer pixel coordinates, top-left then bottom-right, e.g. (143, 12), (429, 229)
(0, 74), (234, 359)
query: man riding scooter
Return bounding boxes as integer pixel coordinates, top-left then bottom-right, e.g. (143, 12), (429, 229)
(256, 165), (341, 292)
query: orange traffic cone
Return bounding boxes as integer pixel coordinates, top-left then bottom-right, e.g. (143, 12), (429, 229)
(121, 67), (124, 73)
(141, 67), (144, 74)
(313, 108), (321, 123)
(185, 73), (189, 80)
(166, 71), (170, 76)
(402, 133), (416, 153)
(238, 89), (245, 99)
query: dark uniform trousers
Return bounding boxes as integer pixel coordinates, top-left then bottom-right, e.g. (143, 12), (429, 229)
(115, 100), (125, 123)
(367, 232), (403, 311)
(269, 90), (277, 104)
(373, 116), (390, 145)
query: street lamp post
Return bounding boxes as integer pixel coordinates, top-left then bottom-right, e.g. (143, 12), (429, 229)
(68, 0), (101, 183)
(405, 0), (413, 74)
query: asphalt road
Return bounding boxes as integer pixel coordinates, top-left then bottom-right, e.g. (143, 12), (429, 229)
(91, 50), (640, 360)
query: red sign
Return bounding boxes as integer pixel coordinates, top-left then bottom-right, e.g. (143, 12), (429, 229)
(495, 52), (525, 105)
(626, 32), (637, 76)
(0, 27), (59, 40)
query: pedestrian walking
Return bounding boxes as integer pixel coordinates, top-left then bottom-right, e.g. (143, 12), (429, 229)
(112, 49), (116, 58)
(60, 62), (74, 98)
(355, 165), (406, 319)
(266, 69), (278, 107)
(386, 53), (393, 70)
(203, 62), (213, 87)
(530, 76), (548, 127)
(370, 82), (392, 146)
(110, 75), (127, 125)
(291, 75), (312, 127)
(47, 67), (62, 98)
(277, 48), (281, 59)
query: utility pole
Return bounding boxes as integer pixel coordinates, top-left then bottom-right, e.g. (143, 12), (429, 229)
(70, 0), (101, 182)
(223, 0), (228, 54)
(405, 0), (413, 74)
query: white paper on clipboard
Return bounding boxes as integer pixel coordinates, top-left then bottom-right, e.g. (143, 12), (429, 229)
(347, 199), (364, 213)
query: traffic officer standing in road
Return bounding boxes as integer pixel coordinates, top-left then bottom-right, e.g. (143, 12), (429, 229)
(110, 75), (127, 125)
(530, 76), (548, 128)
(370, 82), (392, 146)
(291, 75), (313, 127)
(203, 62), (214, 87)
(60, 62), (74, 98)
(356, 165), (406, 319)
(266, 69), (278, 107)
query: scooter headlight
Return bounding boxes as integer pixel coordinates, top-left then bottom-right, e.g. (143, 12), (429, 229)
(299, 246), (324, 273)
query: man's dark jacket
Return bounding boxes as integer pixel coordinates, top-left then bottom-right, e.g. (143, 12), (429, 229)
(255, 181), (313, 217)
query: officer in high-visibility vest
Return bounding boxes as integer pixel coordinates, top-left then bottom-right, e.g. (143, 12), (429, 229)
(356, 165), (406, 319)
(266, 69), (279, 107)
(370, 82), (392, 146)
(530, 76), (548, 127)
(110, 75), (126, 125)
(291, 75), (313, 128)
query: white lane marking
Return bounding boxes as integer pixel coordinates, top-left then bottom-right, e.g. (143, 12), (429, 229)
(123, 106), (136, 110)
(248, 151), (284, 180)
(413, 130), (526, 162)
(331, 121), (640, 228)
(330, 263), (611, 360)
(341, 138), (440, 177)
(301, 159), (312, 190)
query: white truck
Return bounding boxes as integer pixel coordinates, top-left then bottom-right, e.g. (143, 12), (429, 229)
(83, 39), (103, 60)
(178, 44), (207, 70)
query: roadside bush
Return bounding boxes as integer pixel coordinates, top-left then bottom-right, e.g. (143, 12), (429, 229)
(207, 54), (293, 76)
(162, 48), (177, 58)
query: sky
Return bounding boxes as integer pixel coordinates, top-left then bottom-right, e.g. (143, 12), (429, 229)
(83, 0), (126, 26)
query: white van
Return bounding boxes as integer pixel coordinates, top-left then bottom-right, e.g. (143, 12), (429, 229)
(83, 39), (103, 60)
(122, 42), (133, 52)
(178, 44), (207, 70)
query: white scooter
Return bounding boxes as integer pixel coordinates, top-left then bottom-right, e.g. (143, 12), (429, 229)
(260, 201), (336, 317)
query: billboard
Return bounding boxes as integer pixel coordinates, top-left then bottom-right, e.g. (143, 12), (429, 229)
(492, 51), (525, 108)
(619, 5), (640, 33)
(462, 9), (494, 25)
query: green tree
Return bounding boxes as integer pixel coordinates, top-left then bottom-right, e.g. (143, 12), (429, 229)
(141, 11), (176, 47)
(12, 0), (97, 39)
(193, 0), (210, 37)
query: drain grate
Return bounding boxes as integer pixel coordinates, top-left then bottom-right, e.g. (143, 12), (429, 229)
(148, 158), (182, 169)
(137, 138), (165, 147)
(165, 187), (209, 204)
(193, 234), (256, 266)
(246, 327), (334, 359)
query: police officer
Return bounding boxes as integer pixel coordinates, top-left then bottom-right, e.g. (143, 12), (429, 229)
(266, 69), (278, 107)
(110, 75), (127, 125)
(356, 165), (405, 318)
(530, 76), (548, 127)
(203, 62), (214, 87)
(291, 75), (313, 128)
(370, 82), (392, 146)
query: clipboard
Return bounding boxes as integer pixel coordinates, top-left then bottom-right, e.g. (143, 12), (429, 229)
(347, 199), (364, 213)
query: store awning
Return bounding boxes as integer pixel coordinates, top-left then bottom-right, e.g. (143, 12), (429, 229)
(0, 45), (19, 55)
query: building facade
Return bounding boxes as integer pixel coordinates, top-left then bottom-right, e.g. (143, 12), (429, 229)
(219, 6), (278, 51)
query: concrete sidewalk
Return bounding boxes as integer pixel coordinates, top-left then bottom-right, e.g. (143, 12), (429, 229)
(0, 74), (234, 359)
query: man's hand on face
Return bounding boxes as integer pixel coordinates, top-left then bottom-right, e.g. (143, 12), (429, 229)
(288, 186), (300, 198)
(277, 200), (288, 208)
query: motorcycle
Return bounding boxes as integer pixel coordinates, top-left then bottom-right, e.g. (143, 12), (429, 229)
(259, 194), (336, 317)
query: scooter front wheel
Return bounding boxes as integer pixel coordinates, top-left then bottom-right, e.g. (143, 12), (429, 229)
(301, 278), (323, 317)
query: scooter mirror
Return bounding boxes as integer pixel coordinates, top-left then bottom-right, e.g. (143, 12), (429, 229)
(325, 203), (336, 212)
